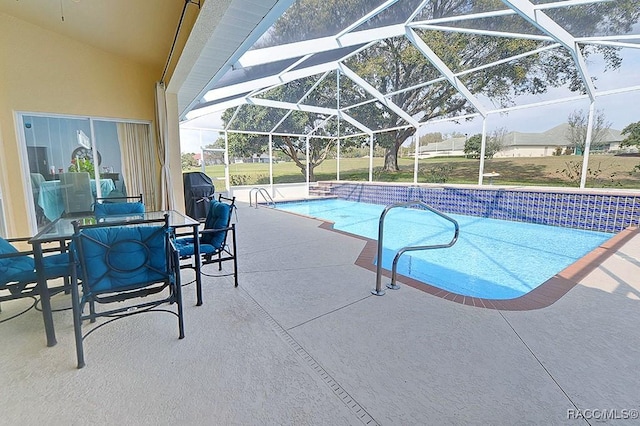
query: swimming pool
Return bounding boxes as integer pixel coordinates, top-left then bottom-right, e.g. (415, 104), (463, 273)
(275, 198), (614, 299)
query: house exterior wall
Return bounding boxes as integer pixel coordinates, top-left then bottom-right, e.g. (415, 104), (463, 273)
(0, 13), (170, 236)
(494, 145), (559, 158)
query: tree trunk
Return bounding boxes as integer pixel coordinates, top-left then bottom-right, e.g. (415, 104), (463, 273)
(300, 165), (315, 182)
(383, 144), (400, 171)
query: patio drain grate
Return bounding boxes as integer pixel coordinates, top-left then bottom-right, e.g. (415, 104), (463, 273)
(241, 290), (379, 426)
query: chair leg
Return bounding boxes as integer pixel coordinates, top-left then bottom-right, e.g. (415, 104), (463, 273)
(174, 262), (185, 339)
(70, 271), (85, 368)
(89, 300), (96, 323)
(231, 227), (238, 288)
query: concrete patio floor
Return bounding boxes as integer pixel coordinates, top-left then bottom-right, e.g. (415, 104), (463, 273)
(1, 201), (639, 425)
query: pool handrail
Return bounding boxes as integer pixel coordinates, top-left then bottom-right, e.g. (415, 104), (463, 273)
(249, 187), (275, 209)
(373, 200), (460, 296)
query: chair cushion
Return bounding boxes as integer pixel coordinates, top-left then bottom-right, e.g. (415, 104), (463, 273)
(174, 237), (194, 256)
(94, 202), (145, 217)
(42, 253), (72, 278)
(0, 237), (35, 285)
(174, 241), (219, 257)
(201, 200), (230, 248)
(77, 225), (167, 293)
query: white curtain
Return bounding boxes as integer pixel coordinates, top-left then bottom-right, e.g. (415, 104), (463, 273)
(155, 81), (175, 210)
(116, 122), (159, 211)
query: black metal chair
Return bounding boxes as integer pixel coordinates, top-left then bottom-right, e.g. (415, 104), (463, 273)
(0, 236), (71, 337)
(175, 195), (238, 293)
(70, 214), (184, 368)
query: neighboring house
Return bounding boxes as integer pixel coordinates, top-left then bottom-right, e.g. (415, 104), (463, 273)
(495, 124), (624, 157)
(412, 124), (626, 158)
(251, 153), (272, 164)
(412, 136), (467, 158)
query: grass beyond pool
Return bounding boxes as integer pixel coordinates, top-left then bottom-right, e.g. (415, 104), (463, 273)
(274, 199), (614, 299)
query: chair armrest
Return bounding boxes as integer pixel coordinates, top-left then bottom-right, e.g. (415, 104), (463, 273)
(6, 236), (31, 243)
(0, 250), (34, 259)
(173, 229), (195, 238)
(199, 225), (234, 236)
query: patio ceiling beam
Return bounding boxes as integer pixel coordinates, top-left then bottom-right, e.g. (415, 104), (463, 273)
(203, 61), (339, 102)
(240, 96), (373, 138)
(502, 0), (596, 100)
(336, 0), (400, 38)
(413, 24), (554, 42)
(340, 112), (373, 135)
(204, 40), (377, 102)
(270, 71), (332, 133)
(338, 64), (419, 128)
(406, 28), (487, 117)
(237, 24), (406, 68)
(582, 41), (640, 50)
(185, 97), (247, 121)
(342, 42), (559, 113)
(578, 34), (640, 43)
(248, 97), (337, 115)
(234, 0), (593, 71)
(194, 38), (560, 121)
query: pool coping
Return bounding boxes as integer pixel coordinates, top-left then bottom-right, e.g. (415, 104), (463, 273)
(318, 217), (638, 311)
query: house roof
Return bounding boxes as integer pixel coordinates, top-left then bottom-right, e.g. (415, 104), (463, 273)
(418, 123), (623, 152)
(503, 124), (623, 147)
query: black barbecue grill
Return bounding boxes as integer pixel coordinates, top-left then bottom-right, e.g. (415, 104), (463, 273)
(183, 172), (215, 221)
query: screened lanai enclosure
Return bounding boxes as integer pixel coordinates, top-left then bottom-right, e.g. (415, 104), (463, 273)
(180, 0), (640, 191)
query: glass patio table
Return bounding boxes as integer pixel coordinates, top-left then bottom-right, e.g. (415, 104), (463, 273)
(28, 210), (201, 347)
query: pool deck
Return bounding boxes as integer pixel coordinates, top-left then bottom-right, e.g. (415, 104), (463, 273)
(2, 201), (639, 424)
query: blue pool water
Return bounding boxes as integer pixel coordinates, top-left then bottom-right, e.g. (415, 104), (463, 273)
(275, 199), (614, 299)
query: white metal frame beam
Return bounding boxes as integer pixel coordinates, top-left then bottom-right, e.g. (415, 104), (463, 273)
(338, 64), (420, 128)
(406, 28), (488, 117)
(502, 0), (596, 100)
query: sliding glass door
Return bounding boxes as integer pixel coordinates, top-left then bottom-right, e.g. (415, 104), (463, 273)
(20, 114), (125, 230)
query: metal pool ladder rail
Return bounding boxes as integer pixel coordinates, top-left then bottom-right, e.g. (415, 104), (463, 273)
(372, 200), (459, 296)
(249, 187), (275, 208)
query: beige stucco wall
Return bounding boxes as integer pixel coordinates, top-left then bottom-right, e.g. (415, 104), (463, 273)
(494, 146), (555, 158)
(0, 13), (184, 237)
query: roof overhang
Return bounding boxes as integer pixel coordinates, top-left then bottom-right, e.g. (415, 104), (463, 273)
(168, 0), (294, 119)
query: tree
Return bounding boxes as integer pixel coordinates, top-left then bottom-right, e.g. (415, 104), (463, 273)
(565, 109), (611, 155)
(181, 152), (198, 170)
(620, 121), (640, 149)
(486, 127), (507, 159)
(464, 134), (481, 158)
(463, 128), (506, 159)
(225, 1), (639, 174)
(419, 132), (443, 145)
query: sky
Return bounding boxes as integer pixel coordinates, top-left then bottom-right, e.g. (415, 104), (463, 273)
(179, 49), (640, 153)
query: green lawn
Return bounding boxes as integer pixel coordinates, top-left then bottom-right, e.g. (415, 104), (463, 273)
(187, 154), (640, 190)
